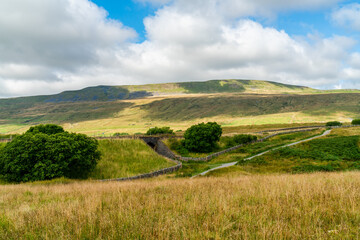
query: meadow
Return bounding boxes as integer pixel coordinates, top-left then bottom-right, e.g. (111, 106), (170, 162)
(1, 172), (360, 239)
(208, 127), (360, 177)
(90, 139), (175, 180)
(172, 129), (324, 177)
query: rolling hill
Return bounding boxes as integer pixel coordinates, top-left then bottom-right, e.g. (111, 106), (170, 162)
(1, 79), (359, 135)
(1, 79), (315, 104)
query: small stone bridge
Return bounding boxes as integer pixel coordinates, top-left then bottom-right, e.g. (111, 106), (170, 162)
(100, 136), (181, 182)
(140, 136), (177, 160)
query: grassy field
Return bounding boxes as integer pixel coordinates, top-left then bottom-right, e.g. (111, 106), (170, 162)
(90, 139), (176, 179)
(0, 172), (360, 239)
(174, 129), (324, 177)
(208, 127), (360, 177)
(0, 124), (28, 134)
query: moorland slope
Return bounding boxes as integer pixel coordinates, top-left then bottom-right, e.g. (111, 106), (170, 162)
(1, 79), (359, 134)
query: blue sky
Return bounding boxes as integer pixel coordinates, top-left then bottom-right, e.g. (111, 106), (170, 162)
(97, 0), (360, 53)
(91, 0), (157, 42)
(92, 0), (357, 44)
(0, 0), (360, 97)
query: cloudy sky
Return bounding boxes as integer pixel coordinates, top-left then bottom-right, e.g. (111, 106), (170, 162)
(0, 0), (360, 97)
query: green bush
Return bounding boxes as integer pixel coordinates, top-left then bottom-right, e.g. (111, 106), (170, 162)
(326, 121), (342, 127)
(223, 134), (257, 148)
(27, 124), (65, 135)
(113, 132), (129, 137)
(146, 127), (174, 135)
(0, 126), (100, 182)
(292, 163), (341, 173)
(168, 138), (189, 156)
(183, 122), (222, 153)
(351, 119), (360, 125)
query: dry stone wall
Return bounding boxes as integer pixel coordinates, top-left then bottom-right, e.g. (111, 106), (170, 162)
(2, 125), (359, 182)
(100, 162), (182, 182)
(100, 136), (182, 182)
(255, 125), (324, 134)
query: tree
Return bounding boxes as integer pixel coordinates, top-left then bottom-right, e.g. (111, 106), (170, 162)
(326, 121), (342, 127)
(0, 126), (100, 182)
(351, 119), (360, 125)
(146, 126), (174, 135)
(27, 124), (65, 135)
(183, 122), (222, 153)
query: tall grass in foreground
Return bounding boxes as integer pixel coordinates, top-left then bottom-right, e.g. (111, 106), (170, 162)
(1, 172), (360, 239)
(90, 139), (175, 179)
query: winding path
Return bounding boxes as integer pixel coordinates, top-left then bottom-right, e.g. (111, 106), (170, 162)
(192, 129), (332, 178)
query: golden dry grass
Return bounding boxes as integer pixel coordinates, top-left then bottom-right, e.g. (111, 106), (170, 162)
(1, 171), (360, 239)
(329, 127), (360, 136)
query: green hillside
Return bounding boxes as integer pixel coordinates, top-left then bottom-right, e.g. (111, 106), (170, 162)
(91, 139), (175, 179)
(0, 101), (133, 125)
(230, 128), (360, 175)
(2, 92), (360, 127)
(1, 79), (360, 135)
(0, 79), (315, 105)
(125, 79), (317, 94)
(141, 93), (360, 121)
(0, 85), (150, 105)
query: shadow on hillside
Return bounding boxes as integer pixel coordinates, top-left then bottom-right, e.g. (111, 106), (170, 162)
(1, 101), (134, 125)
(140, 93), (360, 121)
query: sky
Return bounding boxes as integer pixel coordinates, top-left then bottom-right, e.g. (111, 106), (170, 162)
(0, 0), (360, 98)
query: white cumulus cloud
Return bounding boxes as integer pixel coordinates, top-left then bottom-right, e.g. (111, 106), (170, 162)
(0, 0), (136, 96)
(0, 0), (359, 97)
(332, 3), (360, 31)
(139, 0), (343, 18)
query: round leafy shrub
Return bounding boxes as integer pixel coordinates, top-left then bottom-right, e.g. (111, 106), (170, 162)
(0, 128), (100, 182)
(351, 119), (360, 125)
(325, 121), (342, 127)
(224, 134), (258, 148)
(27, 124), (65, 135)
(183, 122), (222, 153)
(146, 126), (174, 135)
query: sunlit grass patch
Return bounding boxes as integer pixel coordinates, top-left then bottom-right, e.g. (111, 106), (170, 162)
(174, 129), (324, 177)
(0, 124), (27, 134)
(235, 131), (360, 174)
(90, 139), (175, 179)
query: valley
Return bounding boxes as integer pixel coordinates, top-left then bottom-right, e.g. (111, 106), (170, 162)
(1, 79), (360, 239)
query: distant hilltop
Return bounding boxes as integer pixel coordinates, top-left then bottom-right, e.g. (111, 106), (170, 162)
(0, 79), (320, 104)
